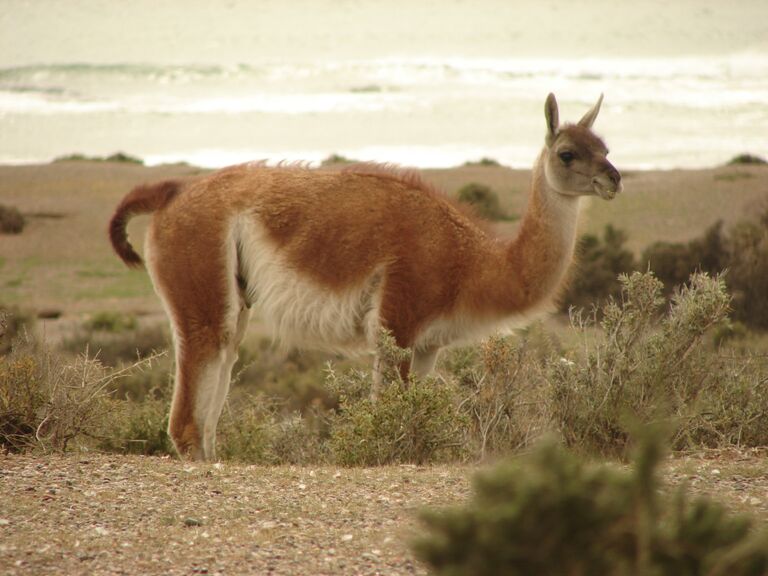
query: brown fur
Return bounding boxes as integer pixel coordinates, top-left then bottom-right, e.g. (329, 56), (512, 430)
(109, 180), (181, 268)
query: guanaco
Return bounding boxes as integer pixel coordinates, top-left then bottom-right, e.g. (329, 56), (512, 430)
(109, 93), (621, 460)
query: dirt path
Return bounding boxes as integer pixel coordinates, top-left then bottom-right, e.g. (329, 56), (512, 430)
(1, 450), (767, 575)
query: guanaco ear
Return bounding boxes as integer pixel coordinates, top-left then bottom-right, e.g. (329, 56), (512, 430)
(545, 93), (559, 147)
(578, 93), (603, 129)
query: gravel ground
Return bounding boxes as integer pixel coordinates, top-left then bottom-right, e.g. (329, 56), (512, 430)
(2, 449), (767, 575)
(0, 454), (471, 575)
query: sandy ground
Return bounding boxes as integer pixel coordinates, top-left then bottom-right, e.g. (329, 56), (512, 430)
(1, 450), (767, 576)
(1, 453), (471, 576)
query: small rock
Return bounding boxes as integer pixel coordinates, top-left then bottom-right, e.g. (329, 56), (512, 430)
(712, 469), (721, 475)
(184, 517), (203, 527)
(341, 534), (353, 542)
(749, 497), (762, 506)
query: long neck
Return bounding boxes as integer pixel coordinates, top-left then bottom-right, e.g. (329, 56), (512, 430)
(473, 150), (582, 315)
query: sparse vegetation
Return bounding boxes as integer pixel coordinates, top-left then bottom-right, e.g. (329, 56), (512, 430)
(1, 333), (134, 453)
(727, 153), (767, 165)
(5, 269), (767, 463)
(561, 224), (637, 311)
(414, 435), (768, 575)
(463, 157), (501, 167)
(456, 182), (512, 221)
(0, 305), (34, 354)
(0, 204), (26, 234)
(321, 153), (356, 165)
(85, 311), (138, 333)
(53, 151), (144, 164)
(641, 211), (768, 329)
(62, 321), (169, 367)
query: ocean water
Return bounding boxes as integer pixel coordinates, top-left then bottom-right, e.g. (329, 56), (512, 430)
(1, 0), (766, 169)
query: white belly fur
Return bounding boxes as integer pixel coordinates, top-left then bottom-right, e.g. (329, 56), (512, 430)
(235, 215), (382, 353)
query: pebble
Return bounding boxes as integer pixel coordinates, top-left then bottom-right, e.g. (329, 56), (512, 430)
(184, 517), (203, 527)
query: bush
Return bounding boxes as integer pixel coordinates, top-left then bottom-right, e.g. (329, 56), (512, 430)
(456, 182), (510, 221)
(85, 311), (138, 333)
(642, 221), (729, 297)
(551, 271), (738, 456)
(232, 338), (335, 412)
(217, 394), (328, 464)
(727, 216), (768, 329)
(321, 153), (356, 166)
(727, 153), (767, 165)
(327, 329), (466, 465)
(453, 329), (554, 458)
(0, 335), (119, 452)
(0, 204), (25, 234)
(642, 214), (768, 329)
(99, 383), (173, 456)
(562, 225), (636, 311)
(463, 157), (501, 167)
(53, 152), (143, 165)
(329, 373), (465, 465)
(0, 306), (35, 355)
(413, 435), (768, 575)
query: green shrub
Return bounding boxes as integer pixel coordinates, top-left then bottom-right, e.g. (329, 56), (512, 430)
(712, 320), (749, 346)
(456, 182), (510, 221)
(100, 391), (173, 456)
(727, 216), (768, 329)
(463, 157), (501, 167)
(0, 204), (25, 234)
(217, 394), (328, 464)
(53, 151), (143, 164)
(454, 329), (554, 458)
(552, 271), (732, 456)
(727, 153), (767, 165)
(642, 221), (729, 297)
(0, 306), (35, 354)
(642, 213), (768, 329)
(321, 153), (356, 165)
(413, 435), (768, 575)
(327, 330), (466, 465)
(85, 311), (138, 333)
(232, 338), (335, 412)
(562, 225), (636, 311)
(328, 371), (466, 466)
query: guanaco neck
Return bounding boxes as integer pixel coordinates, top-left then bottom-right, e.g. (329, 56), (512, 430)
(477, 149), (582, 315)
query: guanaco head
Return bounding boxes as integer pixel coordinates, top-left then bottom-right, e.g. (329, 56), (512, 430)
(543, 93), (622, 200)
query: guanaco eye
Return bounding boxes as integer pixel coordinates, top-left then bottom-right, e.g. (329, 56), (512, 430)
(558, 151), (575, 164)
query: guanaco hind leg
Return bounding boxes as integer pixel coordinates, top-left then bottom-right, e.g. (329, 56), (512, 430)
(145, 218), (247, 461)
